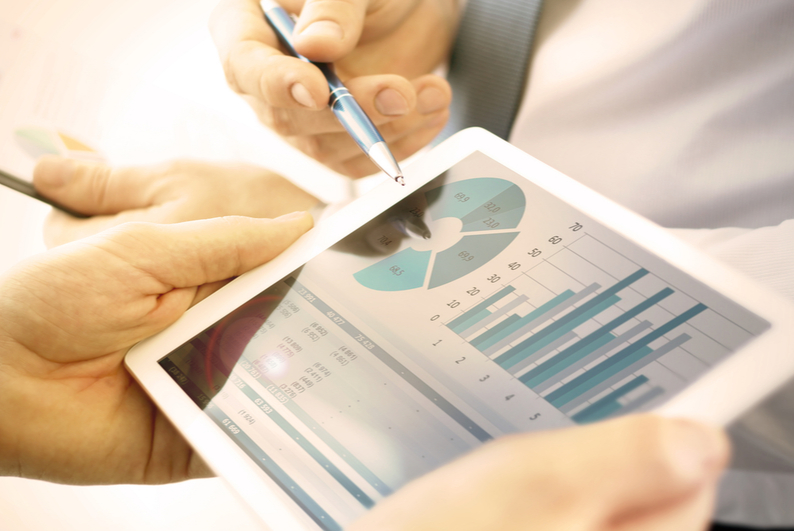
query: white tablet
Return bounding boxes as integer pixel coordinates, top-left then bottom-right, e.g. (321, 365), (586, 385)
(126, 127), (793, 531)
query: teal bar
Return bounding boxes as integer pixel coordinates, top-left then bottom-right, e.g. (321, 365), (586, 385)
(498, 295), (619, 369)
(451, 308), (492, 334)
(547, 303), (708, 407)
(520, 332), (615, 387)
(447, 285), (515, 331)
(494, 269), (648, 367)
(470, 314), (522, 348)
(521, 288), (674, 387)
(472, 289), (575, 351)
(571, 375), (649, 424)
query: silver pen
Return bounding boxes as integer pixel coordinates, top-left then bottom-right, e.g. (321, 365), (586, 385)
(260, 0), (405, 185)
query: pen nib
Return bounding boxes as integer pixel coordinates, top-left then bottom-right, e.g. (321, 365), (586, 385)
(395, 175), (405, 186)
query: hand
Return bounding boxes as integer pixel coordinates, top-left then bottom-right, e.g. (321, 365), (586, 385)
(32, 156), (319, 247)
(0, 213), (313, 484)
(350, 415), (730, 531)
(209, 0), (458, 177)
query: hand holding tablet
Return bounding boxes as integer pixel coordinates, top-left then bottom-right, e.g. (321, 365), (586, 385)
(124, 129), (792, 530)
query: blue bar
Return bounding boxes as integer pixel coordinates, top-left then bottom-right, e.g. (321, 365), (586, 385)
(521, 288), (674, 388)
(547, 303), (708, 407)
(470, 314), (522, 348)
(494, 269), (648, 367)
(498, 296), (619, 369)
(571, 375), (649, 424)
(472, 289), (575, 351)
(451, 308), (492, 334)
(459, 295), (528, 336)
(520, 333), (616, 387)
(447, 285), (515, 331)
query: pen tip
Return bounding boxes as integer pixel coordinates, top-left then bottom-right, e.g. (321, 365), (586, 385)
(396, 175), (405, 186)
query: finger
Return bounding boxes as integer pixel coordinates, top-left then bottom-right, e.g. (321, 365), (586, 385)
(33, 156), (164, 215)
(286, 74), (450, 167)
(43, 204), (182, 248)
(333, 110), (448, 177)
(210, 0), (329, 109)
(565, 415), (729, 517)
(613, 483), (718, 531)
(245, 73), (417, 136)
(290, 0), (368, 62)
(102, 212), (314, 292)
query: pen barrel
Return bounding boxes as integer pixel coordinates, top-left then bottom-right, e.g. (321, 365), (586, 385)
(329, 87), (384, 152)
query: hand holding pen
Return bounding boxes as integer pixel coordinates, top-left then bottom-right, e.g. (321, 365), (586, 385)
(208, 0), (454, 178)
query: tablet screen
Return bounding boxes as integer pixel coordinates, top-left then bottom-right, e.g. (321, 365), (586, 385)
(159, 152), (769, 530)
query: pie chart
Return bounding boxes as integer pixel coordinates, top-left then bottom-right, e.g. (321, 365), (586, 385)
(354, 177), (525, 291)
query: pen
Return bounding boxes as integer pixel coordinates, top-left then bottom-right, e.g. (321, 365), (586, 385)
(0, 167), (88, 218)
(259, 0), (405, 185)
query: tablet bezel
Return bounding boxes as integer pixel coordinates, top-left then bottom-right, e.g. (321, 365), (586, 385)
(126, 127), (793, 531)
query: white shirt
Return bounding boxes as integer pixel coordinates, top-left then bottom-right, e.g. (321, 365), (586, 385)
(508, 0), (793, 526)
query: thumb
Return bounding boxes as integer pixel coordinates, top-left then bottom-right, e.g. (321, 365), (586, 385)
(33, 155), (160, 216)
(102, 212), (314, 292)
(291, 0), (368, 62)
(569, 415), (730, 519)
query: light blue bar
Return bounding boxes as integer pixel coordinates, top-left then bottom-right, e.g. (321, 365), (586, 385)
(521, 333), (616, 387)
(474, 289), (576, 351)
(447, 285), (516, 331)
(451, 308), (491, 334)
(483, 284), (601, 356)
(571, 375), (649, 424)
(498, 296), (619, 369)
(558, 334), (690, 414)
(470, 314), (522, 348)
(522, 288), (674, 388)
(547, 303), (707, 407)
(532, 321), (653, 393)
(494, 268), (650, 367)
(459, 295), (528, 337)
(613, 386), (666, 416)
(510, 332), (578, 376)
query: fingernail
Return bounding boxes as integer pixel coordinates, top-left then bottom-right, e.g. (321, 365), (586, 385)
(670, 421), (729, 480)
(375, 88), (409, 116)
(417, 87), (447, 114)
(298, 20), (343, 41)
(290, 83), (317, 109)
(36, 156), (74, 187)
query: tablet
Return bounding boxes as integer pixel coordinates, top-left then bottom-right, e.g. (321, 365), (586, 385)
(126, 127), (793, 531)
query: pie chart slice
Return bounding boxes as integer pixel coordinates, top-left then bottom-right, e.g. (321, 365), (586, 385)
(353, 177), (525, 291)
(459, 184), (526, 232)
(353, 248), (432, 291)
(427, 232), (519, 289)
(425, 178), (514, 221)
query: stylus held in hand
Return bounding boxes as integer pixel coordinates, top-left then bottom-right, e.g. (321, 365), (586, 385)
(259, 0), (405, 186)
(0, 168), (88, 218)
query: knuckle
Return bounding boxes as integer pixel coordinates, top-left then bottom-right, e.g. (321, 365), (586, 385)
(263, 106), (297, 136)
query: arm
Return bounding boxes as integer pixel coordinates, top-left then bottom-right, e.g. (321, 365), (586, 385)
(0, 213), (312, 484)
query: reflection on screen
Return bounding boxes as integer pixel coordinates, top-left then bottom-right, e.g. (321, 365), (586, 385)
(160, 152), (769, 530)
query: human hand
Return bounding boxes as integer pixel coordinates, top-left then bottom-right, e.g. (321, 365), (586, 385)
(32, 155), (319, 247)
(209, 0), (458, 177)
(349, 415), (730, 531)
(0, 212), (312, 485)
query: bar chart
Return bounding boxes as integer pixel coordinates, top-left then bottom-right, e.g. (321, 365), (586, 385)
(446, 233), (753, 424)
